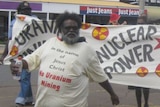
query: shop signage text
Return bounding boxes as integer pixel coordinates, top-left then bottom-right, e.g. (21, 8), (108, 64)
(80, 6), (144, 17)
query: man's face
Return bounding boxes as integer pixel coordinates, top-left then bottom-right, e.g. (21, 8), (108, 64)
(61, 19), (80, 44)
(18, 8), (31, 16)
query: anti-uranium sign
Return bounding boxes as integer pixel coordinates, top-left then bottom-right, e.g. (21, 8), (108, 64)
(4, 17), (160, 89)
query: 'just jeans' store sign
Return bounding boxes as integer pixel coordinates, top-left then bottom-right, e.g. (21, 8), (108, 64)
(80, 6), (147, 17)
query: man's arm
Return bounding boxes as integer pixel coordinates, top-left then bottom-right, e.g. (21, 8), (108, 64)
(22, 59), (29, 69)
(99, 80), (119, 105)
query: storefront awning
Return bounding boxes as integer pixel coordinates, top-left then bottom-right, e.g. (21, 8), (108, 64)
(145, 6), (160, 21)
(26, 0), (139, 8)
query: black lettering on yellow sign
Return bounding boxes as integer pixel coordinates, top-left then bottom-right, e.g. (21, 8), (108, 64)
(97, 26), (157, 63)
(96, 26), (157, 79)
(15, 20), (55, 46)
(32, 20), (44, 36)
(42, 20), (54, 33)
(103, 44), (154, 79)
(22, 40), (46, 56)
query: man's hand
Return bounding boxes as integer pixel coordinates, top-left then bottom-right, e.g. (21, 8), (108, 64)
(110, 93), (119, 105)
(99, 80), (120, 106)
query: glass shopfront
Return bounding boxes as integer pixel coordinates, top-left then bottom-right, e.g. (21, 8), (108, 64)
(0, 11), (9, 41)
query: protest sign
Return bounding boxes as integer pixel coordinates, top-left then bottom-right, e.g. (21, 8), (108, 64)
(4, 20), (160, 89)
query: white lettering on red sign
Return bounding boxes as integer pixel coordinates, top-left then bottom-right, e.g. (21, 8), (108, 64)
(119, 9), (129, 15)
(98, 8), (112, 14)
(129, 9), (139, 16)
(86, 7), (112, 15)
(119, 9), (140, 16)
(87, 7), (98, 14)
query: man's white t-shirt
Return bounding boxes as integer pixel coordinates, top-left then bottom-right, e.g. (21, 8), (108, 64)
(24, 37), (108, 107)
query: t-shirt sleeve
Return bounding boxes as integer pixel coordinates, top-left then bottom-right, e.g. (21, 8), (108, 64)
(23, 49), (41, 71)
(24, 38), (54, 72)
(23, 41), (46, 71)
(86, 48), (108, 83)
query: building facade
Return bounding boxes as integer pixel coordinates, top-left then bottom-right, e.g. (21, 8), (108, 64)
(0, 0), (142, 40)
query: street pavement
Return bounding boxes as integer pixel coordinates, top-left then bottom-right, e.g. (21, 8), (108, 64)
(0, 45), (160, 107)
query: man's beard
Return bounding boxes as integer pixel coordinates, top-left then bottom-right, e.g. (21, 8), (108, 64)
(62, 32), (79, 44)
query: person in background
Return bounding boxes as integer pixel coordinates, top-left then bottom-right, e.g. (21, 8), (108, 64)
(10, 11), (119, 107)
(0, 1), (40, 107)
(134, 14), (150, 107)
(108, 13), (127, 25)
(137, 15), (147, 24)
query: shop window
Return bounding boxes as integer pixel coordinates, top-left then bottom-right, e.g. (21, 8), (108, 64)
(86, 15), (109, 25)
(33, 12), (47, 20)
(0, 11), (8, 42)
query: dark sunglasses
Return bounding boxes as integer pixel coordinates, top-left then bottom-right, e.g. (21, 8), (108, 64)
(63, 26), (79, 30)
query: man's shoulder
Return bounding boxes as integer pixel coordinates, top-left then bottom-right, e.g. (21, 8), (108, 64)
(78, 42), (94, 52)
(44, 37), (57, 43)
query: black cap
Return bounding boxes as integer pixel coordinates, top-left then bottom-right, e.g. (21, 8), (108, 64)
(17, 1), (31, 11)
